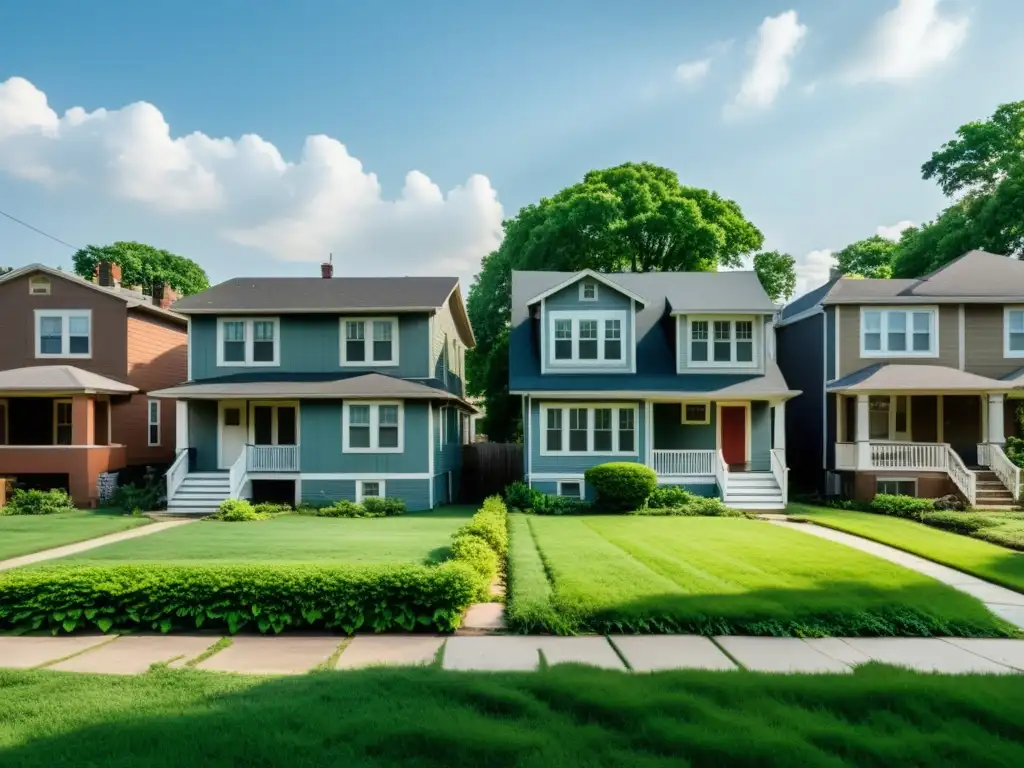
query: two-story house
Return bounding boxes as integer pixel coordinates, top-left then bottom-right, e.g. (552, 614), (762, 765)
(0, 263), (188, 505)
(151, 265), (476, 513)
(509, 269), (799, 510)
(777, 250), (1024, 507)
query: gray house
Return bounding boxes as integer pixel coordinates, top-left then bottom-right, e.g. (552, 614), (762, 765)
(509, 269), (799, 509)
(151, 266), (476, 513)
(777, 250), (1024, 507)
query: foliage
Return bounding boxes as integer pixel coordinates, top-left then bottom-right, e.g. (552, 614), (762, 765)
(648, 486), (696, 508)
(505, 514), (567, 634)
(1006, 436), (1024, 469)
(449, 497), (510, 600)
(2, 489), (75, 516)
(919, 511), (1003, 536)
(869, 494), (934, 520)
(504, 481), (540, 510)
(0, 562), (479, 635)
(72, 241), (209, 297)
(361, 497), (406, 517)
(208, 499), (268, 522)
(833, 236), (897, 279)
(456, 496), (509, 558)
(467, 162), (764, 441)
(584, 463), (658, 512)
(531, 495), (591, 516)
(313, 498), (405, 518)
(931, 494), (966, 512)
(637, 487), (743, 517)
(111, 481), (163, 514)
(251, 503), (292, 516)
(752, 250), (797, 302)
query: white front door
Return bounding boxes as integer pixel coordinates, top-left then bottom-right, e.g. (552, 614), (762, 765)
(219, 400), (247, 469)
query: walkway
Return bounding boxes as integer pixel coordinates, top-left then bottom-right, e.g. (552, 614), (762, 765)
(770, 520), (1024, 630)
(0, 520), (195, 571)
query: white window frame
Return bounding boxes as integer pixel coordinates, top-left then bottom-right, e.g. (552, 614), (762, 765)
(1004, 307), (1024, 359)
(681, 401), (711, 425)
(339, 317), (400, 367)
(686, 315), (758, 369)
(556, 480), (584, 499)
(539, 403), (639, 456)
(866, 394), (913, 442)
(28, 276), (51, 295)
(34, 309), (92, 359)
(356, 479), (386, 502)
(147, 399), (161, 446)
(342, 401), (404, 453)
(859, 307), (938, 358)
(578, 281), (599, 301)
(547, 310), (628, 367)
(876, 477), (918, 497)
(216, 317), (280, 367)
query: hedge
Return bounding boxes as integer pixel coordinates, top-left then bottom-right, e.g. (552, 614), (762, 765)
(584, 463), (657, 511)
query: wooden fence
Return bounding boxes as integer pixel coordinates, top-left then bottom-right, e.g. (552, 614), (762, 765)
(459, 443), (524, 503)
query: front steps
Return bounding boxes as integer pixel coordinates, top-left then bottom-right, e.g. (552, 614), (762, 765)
(723, 472), (785, 511)
(166, 472), (230, 515)
(974, 470), (1017, 509)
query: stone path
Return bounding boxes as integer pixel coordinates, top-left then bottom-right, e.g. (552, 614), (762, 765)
(0, 519), (196, 571)
(770, 520), (1024, 630)
(5, 633), (1024, 675)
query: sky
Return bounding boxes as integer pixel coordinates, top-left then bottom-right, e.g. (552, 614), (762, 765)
(1, 0), (1022, 301)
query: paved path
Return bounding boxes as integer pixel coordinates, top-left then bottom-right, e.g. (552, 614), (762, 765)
(0, 519), (195, 571)
(770, 520), (1024, 630)
(4, 633), (1024, 675)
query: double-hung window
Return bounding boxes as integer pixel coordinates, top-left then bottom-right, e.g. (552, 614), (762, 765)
(861, 308), (936, 357)
(147, 400), (161, 446)
(35, 310), (91, 359)
(548, 311), (627, 366)
(340, 318), (399, 366)
(541, 404), (638, 455)
(343, 402), (403, 452)
(356, 480), (384, 502)
(1006, 308), (1024, 358)
(54, 400), (73, 445)
(687, 317), (756, 367)
(217, 318), (279, 366)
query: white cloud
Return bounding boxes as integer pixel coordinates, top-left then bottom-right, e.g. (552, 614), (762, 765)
(726, 10), (807, 118)
(674, 59), (711, 86)
(876, 219), (915, 241)
(794, 248), (837, 296)
(0, 76), (503, 279)
(844, 0), (969, 84)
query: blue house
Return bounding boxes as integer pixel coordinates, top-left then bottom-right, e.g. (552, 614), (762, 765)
(509, 269), (799, 509)
(152, 267), (476, 513)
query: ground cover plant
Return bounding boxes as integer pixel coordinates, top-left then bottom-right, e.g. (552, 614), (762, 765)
(3, 665), (1024, 767)
(505, 514), (1015, 636)
(0, 511), (150, 561)
(1, 489), (76, 516)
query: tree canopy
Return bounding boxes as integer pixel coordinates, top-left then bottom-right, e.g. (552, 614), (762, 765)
(752, 251), (797, 303)
(72, 241), (209, 297)
(833, 236), (897, 279)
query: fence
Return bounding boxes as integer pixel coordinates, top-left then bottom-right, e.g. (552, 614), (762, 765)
(459, 443), (524, 503)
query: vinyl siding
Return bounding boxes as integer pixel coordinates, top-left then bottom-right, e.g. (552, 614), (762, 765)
(188, 400), (219, 471)
(300, 400), (430, 474)
(964, 305), (1023, 379)
(300, 478), (431, 511)
(837, 304), (959, 378)
(529, 399), (646, 474)
(431, 301), (465, 396)
(750, 401), (770, 471)
(676, 314), (765, 374)
(652, 403), (716, 450)
(541, 280), (635, 374)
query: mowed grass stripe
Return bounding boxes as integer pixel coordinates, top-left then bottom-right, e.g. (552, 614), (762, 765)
(0, 512), (150, 561)
(505, 514), (562, 633)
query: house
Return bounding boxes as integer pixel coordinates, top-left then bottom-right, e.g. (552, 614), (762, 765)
(508, 269), (799, 510)
(0, 263), (188, 505)
(150, 263), (476, 513)
(776, 250), (1024, 507)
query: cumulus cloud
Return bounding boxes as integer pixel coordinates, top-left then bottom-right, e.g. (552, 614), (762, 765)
(794, 248), (837, 297)
(0, 76), (503, 278)
(726, 10), (807, 118)
(876, 220), (915, 241)
(674, 59), (711, 86)
(844, 0), (969, 84)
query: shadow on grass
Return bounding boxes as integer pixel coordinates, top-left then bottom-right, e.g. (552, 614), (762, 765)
(2, 665), (1024, 767)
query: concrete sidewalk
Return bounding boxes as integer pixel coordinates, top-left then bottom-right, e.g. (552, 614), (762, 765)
(3, 633), (1024, 676)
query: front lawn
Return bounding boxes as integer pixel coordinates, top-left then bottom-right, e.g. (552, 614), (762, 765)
(507, 514), (1014, 636)
(0, 511), (150, 561)
(789, 504), (1024, 594)
(3, 666), (1024, 766)
(51, 507), (476, 567)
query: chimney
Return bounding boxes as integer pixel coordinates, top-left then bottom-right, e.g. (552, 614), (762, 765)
(321, 261), (334, 279)
(95, 262), (122, 289)
(152, 282), (179, 310)
(829, 266), (843, 282)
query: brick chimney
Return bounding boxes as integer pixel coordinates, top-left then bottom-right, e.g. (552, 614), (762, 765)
(321, 261), (334, 279)
(152, 282), (179, 309)
(95, 262), (122, 289)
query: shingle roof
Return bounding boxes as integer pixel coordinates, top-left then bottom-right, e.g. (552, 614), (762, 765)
(780, 279), (836, 321)
(827, 363), (1012, 392)
(0, 365), (138, 394)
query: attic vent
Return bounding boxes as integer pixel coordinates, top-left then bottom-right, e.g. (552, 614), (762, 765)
(28, 276), (51, 295)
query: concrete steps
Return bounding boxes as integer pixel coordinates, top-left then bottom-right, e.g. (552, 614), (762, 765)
(167, 472), (230, 515)
(973, 470), (1017, 509)
(724, 472), (785, 511)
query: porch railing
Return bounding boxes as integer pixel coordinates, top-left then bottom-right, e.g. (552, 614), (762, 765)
(981, 443), (1021, 503)
(246, 444), (299, 473)
(652, 449), (714, 476)
(945, 447), (977, 506)
(770, 449), (788, 504)
(833, 440), (979, 505)
(870, 442), (947, 470)
(165, 449), (188, 502)
(714, 450), (729, 499)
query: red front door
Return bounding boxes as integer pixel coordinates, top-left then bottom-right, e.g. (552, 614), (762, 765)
(720, 406), (746, 466)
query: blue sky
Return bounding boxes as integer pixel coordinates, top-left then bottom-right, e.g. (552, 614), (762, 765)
(1, 0), (1021, 299)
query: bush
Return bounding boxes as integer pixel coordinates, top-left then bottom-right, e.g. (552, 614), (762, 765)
(932, 494), (966, 512)
(458, 496), (509, 557)
(584, 463), (657, 511)
(504, 481), (542, 510)
(0, 562), (480, 635)
(362, 497), (406, 516)
(315, 500), (380, 518)
(2, 489), (75, 516)
(921, 511), (1002, 535)
(450, 534), (499, 599)
(632, 497), (744, 518)
(1006, 436), (1024, 469)
(870, 494), (934, 520)
(252, 502), (292, 516)
(111, 479), (163, 514)
(531, 495), (591, 516)
(648, 486), (696, 509)
(208, 499), (267, 522)
(448, 496), (510, 598)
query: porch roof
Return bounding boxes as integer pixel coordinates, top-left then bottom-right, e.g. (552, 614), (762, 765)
(827, 364), (1013, 394)
(0, 365), (137, 395)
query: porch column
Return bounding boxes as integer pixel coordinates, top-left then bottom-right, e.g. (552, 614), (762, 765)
(71, 395), (94, 446)
(176, 400), (189, 453)
(773, 401), (786, 451)
(988, 394), (1006, 444)
(855, 394), (870, 470)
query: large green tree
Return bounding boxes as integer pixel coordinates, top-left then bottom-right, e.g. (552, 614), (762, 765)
(752, 250), (797, 302)
(833, 236), (897, 278)
(467, 162), (764, 441)
(72, 241), (209, 297)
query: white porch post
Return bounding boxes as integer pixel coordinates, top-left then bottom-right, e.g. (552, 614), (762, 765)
(175, 400), (189, 454)
(988, 393), (1006, 444)
(855, 394), (870, 470)
(773, 401), (786, 451)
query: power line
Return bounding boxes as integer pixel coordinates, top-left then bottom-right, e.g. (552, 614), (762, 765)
(0, 208), (80, 251)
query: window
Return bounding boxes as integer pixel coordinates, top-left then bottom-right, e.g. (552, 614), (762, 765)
(356, 480), (384, 502)
(868, 396), (890, 440)
(690, 321), (709, 362)
(554, 319), (572, 360)
(340, 317), (399, 366)
(147, 400), (160, 446)
(216, 318), (279, 366)
(28, 276), (50, 295)
(604, 319), (621, 360)
(343, 402), (404, 452)
(547, 311), (627, 366)
(54, 400), (73, 445)
(860, 308), (937, 357)
(224, 408), (242, 427)
(250, 404), (297, 445)
(681, 402), (710, 425)
(557, 480), (584, 499)
(579, 281), (598, 301)
(578, 320), (598, 360)
(688, 317), (756, 367)
(1005, 308), (1024, 358)
(540, 404), (639, 455)
(35, 310), (91, 359)
(877, 479), (916, 496)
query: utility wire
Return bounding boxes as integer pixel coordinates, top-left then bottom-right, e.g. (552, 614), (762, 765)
(0, 208), (80, 251)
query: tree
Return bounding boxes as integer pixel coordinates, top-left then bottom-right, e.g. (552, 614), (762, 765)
(467, 162), (764, 441)
(833, 236), (897, 279)
(72, 241), (209, 296)
(0, 266), (11, 275)
(752, 251), (796, 302)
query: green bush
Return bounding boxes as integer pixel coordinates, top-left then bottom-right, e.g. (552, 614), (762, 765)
(458, 496), (509, 557)
(870, 494), (934, 520)
(504, 481), (544, 510)
(252, 502), (292, 516)
(921, 511), (1002, 535)
(450, 534), (499, 599)
(315, 500), (380, 518)
(208, 499), (267, 522)
(584, 463), (657, 511)
(0, 563), (479, 635)
(2, 489), (75, 516)
(1006, 436), (1024, 469)
(631, 498), (744, 518)
(448, 496), (509, 598)
(111, 479), (163, 514)
(648, 486), (696, 509)
(531, 495), (590, 516)
(362, 497), (406, 516)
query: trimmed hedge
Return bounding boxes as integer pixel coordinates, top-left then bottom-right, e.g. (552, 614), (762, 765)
(208, 499), (268, 522)
(870, 494), (935, 520)
(584, 463), (657, 511)
(449, 496), (509, 599)
(312, 498), (406, 518)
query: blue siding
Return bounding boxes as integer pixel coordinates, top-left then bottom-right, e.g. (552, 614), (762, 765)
(191, 313), (431, 380)
(541, 279), (635, 374)
(655, 482), (719, 498)
(188, 401), (218, 471)
(652, 403), (716, 450)
(751, 401), (771, 471)
(301, 478), (431, 511)
(300, 401), (430, 473)
(529, 399), (646, 474)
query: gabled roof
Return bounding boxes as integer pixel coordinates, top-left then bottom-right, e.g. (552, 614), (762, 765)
(525, 269), (649, 306)
(0, 365), (137, 395)
(827, 363), (1012, 393)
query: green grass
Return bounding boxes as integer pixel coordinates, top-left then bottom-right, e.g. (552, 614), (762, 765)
(0, 511), (149, 561)
(2, 666), (1024, 767)
(789, 504), (1024, 594)
(506, 514), (1014, 636)
(51, 507), (476, 567)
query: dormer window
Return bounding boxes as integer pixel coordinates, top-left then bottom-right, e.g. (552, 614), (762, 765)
(579, 281), (598, 301)
(28, 276), (50, 295)
(548, 310), (626, 366)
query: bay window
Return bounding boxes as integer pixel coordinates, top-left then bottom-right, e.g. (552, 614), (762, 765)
(343, 402), (403, 452)
(541, 403), (638, 455)
(217, 317), (279, 366)
(1005, 308), (1024, 358)
(548, 310), (628, 366)
(340, 317), (399, 366)
(860, 308), (936, 357)
(687, 316), (756, 367)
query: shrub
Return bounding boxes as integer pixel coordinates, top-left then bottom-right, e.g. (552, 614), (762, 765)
(648, 486), (696, 509)
(362, 497), (406, 516)
(632, 497), (744, 518)
(209, 499), (267, 522)
(2, 489), (75, 516)
(531, 495), (590, 516)
(315, 500), (380, 518)
(870, 494), (934, 520)
(584, 463), (657, 511)
(458, 496), (509, 557)
(0, 563), (480, 635)
(921, 511), (1003, 535)
(826, 498), (871, 512)
(1006, 436), (1024, 469)
(252, 502), (292, 516)
(504, 481), (540, 510)
(932, 494), (966, 512)
(111, 479), (163, 514)
(450, 534), (499, 599)
(448, 497), (510, 598)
